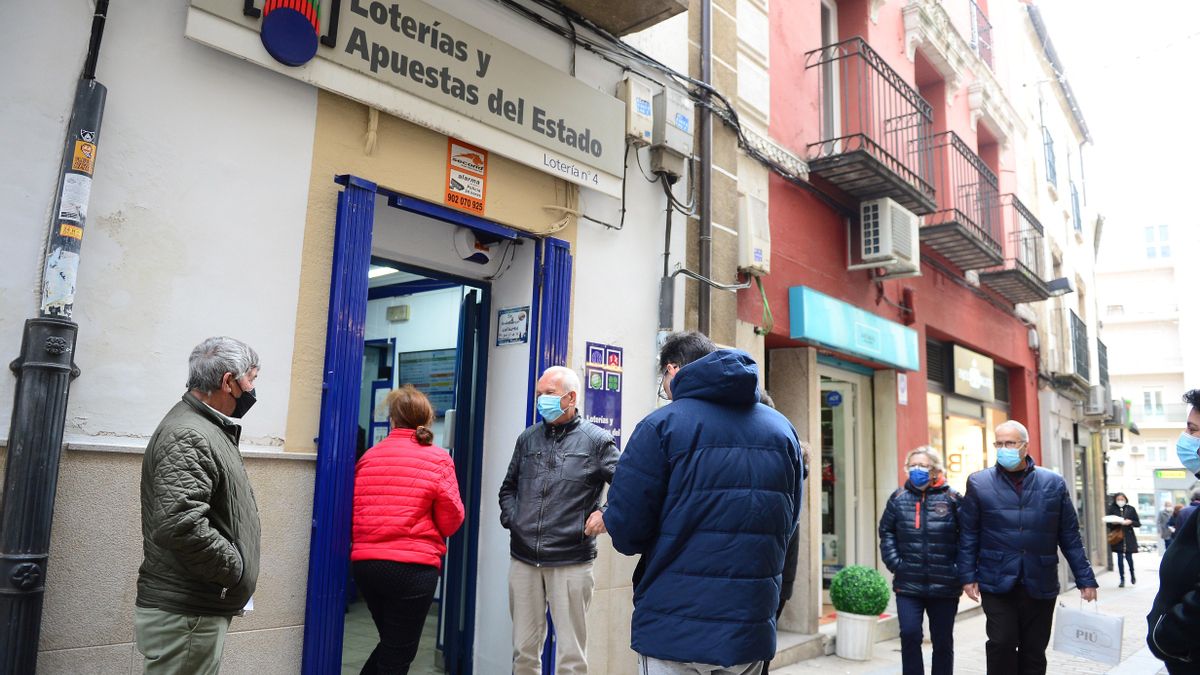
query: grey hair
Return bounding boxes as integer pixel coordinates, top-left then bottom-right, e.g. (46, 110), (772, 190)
(905, 446), (945, 473)
(1192, 487), (1200, 502)
(186, 337), (260, 393)
(995, 420), (1029, 442)
(543, 366), (581, 396)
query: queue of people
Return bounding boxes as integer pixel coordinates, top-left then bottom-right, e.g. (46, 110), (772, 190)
(132, 335), (1200, 675)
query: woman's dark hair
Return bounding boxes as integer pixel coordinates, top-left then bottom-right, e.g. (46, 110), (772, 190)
(1184, 389), (1200, 412)
(1112, 492), (1127, 503)
(659, 331), (717, 370)
(386, 385), (435, 446)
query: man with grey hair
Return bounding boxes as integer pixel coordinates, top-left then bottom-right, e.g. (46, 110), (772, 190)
(498, 365), (619, 674)
(957, 419), (1097, 674)
(135, 337), (263, 674)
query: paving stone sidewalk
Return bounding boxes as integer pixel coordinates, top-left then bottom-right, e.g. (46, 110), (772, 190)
(774, 552), (1168, 675)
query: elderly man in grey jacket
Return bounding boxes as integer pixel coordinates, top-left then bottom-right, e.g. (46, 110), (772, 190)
(498, 366), (619, 675)
(135, 337), (262, 674)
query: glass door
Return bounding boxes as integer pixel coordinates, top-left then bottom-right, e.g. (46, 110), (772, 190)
(820, 377), (857, 600)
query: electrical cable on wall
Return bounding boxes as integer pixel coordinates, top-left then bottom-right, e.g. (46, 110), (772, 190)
(543, 142), (632, 230)
(490, 0), (854, 216)
(754, 275), (774, 336)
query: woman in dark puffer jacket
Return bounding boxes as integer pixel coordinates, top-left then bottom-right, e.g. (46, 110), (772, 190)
(879, 446), (962, 675)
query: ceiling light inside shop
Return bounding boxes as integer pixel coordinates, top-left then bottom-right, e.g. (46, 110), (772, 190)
(368, 265), (399, 279)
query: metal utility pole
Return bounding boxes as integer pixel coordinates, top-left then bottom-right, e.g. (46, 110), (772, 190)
(0, 2), (109, 671)
(696, 0), (713, 336)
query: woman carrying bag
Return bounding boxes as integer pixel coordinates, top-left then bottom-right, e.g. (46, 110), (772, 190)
(1107, 492), (1140, 587)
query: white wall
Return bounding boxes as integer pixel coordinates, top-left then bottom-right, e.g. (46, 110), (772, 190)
(0, 0), (317, 447)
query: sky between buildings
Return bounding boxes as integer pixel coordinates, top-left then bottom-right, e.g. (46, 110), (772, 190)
(1036, 0), (1200, 259)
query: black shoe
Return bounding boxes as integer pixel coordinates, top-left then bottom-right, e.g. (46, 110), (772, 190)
(1119, 580), (1126, 588)
(1132, 575), (1137, 585)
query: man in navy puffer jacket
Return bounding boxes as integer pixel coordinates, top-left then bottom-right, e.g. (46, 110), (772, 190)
(957, 420), (1098, 674)
(602, 332), (802, 674)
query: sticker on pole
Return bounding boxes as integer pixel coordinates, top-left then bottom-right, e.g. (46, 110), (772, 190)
(58, 174), (92, 223)
(445, 139), (487, 215)
(72, 141), (97, 175)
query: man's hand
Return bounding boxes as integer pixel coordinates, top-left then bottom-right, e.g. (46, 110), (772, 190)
(964, 583), (980, 602)
(1081, 586), (1097, 602)
(584, 510), (607, 536)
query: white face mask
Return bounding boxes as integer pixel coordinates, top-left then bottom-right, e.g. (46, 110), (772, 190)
(1116, 500), (1126, 507)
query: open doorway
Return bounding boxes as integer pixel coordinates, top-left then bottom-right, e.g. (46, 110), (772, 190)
(341, 261), (489, 675)
(818, 367), (875, 624)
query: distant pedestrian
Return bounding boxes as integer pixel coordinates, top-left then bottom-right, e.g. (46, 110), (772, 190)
(498, 366), (619, 675)
(135, 337), (263, 675)
(603, 332), (802, 675)
(880, 447), (961, 675)
(1159, 502), (1176, 553)
(1167, 504), (1185, 549)
(351, 385), (464, 674)
(957, 420), (1097, 675)
(1176, 488), (1200, 531)
(1148, 389), (1200, 672)
(1107, 493), (1139, 587)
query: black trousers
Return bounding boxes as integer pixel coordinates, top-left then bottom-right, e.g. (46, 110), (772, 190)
(980, 586), (1056, 675)
(1114, 550), (1135, 581)
(352, 560), (440, 675)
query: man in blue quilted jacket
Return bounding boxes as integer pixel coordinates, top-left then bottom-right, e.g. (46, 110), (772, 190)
(957, 420), (1098, 674)
(601, 331), (803, 675)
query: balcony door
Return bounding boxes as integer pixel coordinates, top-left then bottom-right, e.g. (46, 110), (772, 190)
(820, 0), (840, 151)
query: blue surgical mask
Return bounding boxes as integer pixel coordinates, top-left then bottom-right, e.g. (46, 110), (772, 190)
(536, 394), (567, 423)
(997, 447), (1023, 471)
(908, 467), (931, 488)
(1177, 432), (1200, 476)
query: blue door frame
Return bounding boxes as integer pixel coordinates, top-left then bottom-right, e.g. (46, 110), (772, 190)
(300, 175), (573, 675)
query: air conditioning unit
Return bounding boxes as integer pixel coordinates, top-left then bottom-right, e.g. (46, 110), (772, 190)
(1104, 399), (1126, 428)
(848, 197), (920, 279)
(1106, 427), (1124, 446)
(1084, 384), (1107, 416)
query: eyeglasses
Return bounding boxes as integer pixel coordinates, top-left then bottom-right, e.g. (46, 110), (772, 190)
(992, 441), (1025, 449)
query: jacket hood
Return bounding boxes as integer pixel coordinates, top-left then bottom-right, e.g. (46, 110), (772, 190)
(670, 349), (760, 405)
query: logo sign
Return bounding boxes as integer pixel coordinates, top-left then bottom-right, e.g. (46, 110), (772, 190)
(952, 345), (995, 402)
(187, 0), (625, 193)
(825, 391), (843, 408)
(584, 342), (623, 448)
(445, 138), (487, 214)
(496, 306), (529, 346)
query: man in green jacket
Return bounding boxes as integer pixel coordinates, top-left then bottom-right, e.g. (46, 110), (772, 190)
(135, 337), (262, 674)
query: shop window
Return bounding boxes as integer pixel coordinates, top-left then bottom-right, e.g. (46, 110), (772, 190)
(928, 393), (944, 456)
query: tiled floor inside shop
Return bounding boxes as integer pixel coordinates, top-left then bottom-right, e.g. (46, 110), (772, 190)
(341, 599), (444, 675)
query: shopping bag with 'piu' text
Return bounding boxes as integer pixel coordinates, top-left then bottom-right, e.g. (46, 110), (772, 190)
(1052, 601), (1124, 665)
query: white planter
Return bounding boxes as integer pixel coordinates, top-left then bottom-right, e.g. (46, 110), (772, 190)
(834, 610), (878, 661)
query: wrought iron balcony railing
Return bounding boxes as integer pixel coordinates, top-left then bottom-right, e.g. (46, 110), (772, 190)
(979, 194), (1051, 303)
(969, 0), (994, 69)
(920, 131), (1003, 269)
(805, 37), (937, 215)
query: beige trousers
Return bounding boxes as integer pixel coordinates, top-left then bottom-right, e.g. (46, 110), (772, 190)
(134, 606), (232, 675)
(509, 558), (595, 675)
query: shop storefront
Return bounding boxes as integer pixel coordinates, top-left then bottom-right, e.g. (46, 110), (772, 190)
(925, 340), (1011, 493)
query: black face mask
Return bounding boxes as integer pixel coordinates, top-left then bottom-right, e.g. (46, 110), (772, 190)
(230, 382), (257, 419)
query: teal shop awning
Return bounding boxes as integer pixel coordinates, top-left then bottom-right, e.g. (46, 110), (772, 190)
(788, 286), (920, 371)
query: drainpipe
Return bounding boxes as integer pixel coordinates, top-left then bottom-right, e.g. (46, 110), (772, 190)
(697, 0), (713, 336)
(0, 2), (108, 671)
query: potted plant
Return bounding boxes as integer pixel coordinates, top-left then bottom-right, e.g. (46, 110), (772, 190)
(829, 565), (891, 661)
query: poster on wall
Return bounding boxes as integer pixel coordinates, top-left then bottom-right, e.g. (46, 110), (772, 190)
(445, 138), (488, 215)
(496, 306), (530, 346)
(584, 341), (623, 449)
(398, 348), (457, 416)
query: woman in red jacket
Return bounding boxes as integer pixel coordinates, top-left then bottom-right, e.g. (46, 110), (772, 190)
(352, 385), (465, 674)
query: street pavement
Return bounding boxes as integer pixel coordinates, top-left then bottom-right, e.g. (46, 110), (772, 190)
(774, 552), (1169, 674)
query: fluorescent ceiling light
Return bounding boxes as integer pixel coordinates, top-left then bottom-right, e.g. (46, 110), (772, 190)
(368, 265), (399, 279)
